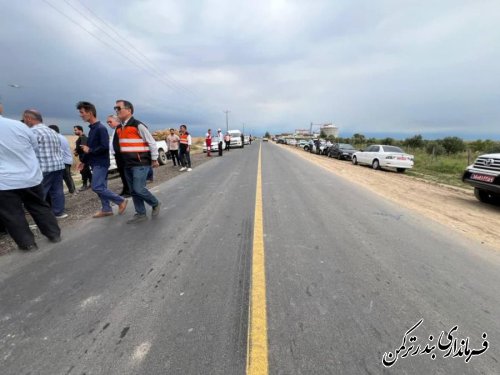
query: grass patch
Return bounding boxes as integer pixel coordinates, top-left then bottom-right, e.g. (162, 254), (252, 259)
(405, 149), (478, 189)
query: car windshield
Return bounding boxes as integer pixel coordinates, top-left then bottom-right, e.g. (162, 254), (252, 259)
(383, 146), (404, 153)
(339, 144), (355, 149)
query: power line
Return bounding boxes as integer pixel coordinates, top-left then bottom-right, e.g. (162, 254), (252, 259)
(66, 0), (199, 98)
(42, 0), (193, 99)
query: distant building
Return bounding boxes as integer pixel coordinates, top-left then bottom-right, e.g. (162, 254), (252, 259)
(320, 123), (339, 138)
(294, 129), (311, 137)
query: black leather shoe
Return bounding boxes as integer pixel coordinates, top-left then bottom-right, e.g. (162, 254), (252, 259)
(19, 243), (38, 251)
(49, 236), (62, 243)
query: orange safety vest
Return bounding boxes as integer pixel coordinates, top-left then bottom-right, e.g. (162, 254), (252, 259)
(118, 125), (150, 153)
(180, 133), (190, 145)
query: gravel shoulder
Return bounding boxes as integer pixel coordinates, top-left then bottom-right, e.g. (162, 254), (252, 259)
(280, 144), (500, 251)
(0, 152), (212, 256)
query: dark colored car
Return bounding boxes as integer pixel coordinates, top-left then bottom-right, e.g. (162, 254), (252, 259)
(277, 138), (286, 144)
(462, 153), (500, 204)
(328, 143), (358, 160)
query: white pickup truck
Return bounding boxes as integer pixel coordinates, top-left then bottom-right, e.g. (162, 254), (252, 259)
(228, 129), (243, 148)
(109, 140), (169, 171)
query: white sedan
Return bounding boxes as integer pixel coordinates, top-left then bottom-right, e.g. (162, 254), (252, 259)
(352, 145), (414, 173)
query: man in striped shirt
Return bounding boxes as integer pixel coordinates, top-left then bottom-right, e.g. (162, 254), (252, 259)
(23, 109), (67, 219)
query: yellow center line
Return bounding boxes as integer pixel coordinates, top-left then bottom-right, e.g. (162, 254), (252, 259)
(246, 143), (269, 375)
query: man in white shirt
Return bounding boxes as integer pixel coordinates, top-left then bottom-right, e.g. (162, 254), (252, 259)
(49, 125), (76, 194)
(217, 128), (224, 156)
(0, 109), (61, 251)
(166, 128), (180, 167)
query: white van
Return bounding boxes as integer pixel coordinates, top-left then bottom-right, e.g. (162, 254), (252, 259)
(228, 130), (243, 148)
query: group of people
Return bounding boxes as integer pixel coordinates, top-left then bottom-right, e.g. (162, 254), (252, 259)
(0, 99), (169, 251)
(204, 128), (226, 157)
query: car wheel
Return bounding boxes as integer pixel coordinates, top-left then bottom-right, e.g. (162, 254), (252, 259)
(372, 159), (380, 170)
(396, 168), (406, 173)
(337, 154), (342, 160)
(158, 149), (167, 165)
(304, 146), (309, 151)
(474, 188), (500, 204)
(352, 156), (357, 165)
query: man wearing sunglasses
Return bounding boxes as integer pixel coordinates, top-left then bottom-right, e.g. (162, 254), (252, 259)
(114, 100), (161, 224)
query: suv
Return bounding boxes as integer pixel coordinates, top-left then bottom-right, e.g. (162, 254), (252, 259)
(462, 153), (500, 204)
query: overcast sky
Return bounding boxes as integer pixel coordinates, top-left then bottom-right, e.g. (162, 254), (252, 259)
(1, 0), (499, 138)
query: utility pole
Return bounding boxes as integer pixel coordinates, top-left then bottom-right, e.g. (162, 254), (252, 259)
(223, 110), (230, 132)
(242, 122), (245, 134)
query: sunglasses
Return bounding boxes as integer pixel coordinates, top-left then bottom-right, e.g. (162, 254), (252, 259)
(114, 106), (129, 112)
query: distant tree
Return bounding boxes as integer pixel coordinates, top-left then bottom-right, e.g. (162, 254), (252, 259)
(264, 131), (270, 138)
(380, 137), (395, 145)
(366, 137), (378, 145)
(326, 135), (336, 142)
(320, 130), (327, 139)
(441, 136), (466, 154)
(404, 134), (424, 149)
(485, 141), (500, 153)
(352, 133), (366, 145)
(425, 140), (445, 156)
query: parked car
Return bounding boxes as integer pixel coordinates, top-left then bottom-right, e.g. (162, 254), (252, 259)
(288, 139), (298, 146)
(228, 130), (243, 148)
(277, 138), (286, 144)
(298, 140), (308, 148)
(462, 153), (500, 204)
(203, 136), (225, 153)
(303, 140), (314, 152)
(244, 135), (250, 145)
(328, 143), (358, 160)
(109, 140), (168, 172)
(352, 145), (414, 172)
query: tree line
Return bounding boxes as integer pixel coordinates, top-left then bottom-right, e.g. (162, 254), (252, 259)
(319, 132), (500, 155)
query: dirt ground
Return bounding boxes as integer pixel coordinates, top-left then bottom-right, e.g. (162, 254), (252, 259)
(0, 152), (212, 256)
(281, 144), (500, 252)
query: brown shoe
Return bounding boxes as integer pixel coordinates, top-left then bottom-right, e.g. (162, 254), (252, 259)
(118, 199), (128, 215)
(93, 211), (113, 218)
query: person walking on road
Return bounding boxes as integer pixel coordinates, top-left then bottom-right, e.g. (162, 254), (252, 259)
(217, 128), (224, 156)
(76, 101), (128, 218)
(166, 128), (180, 167)
(106, 115), (131, 197)
(115, 99), (161, 224)
(73, 125), (92, 191)
(205, 128), (212, 157)
(178, 124), (192, 171)
(23, 109), (68, 219)
(225, 132), (231, 151)
(48, 125), (76, 195)
(0, 110), (61, 250)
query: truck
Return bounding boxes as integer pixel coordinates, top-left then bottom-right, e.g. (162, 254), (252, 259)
(228, 129), (243, 148)
(462, 153), (500, 204)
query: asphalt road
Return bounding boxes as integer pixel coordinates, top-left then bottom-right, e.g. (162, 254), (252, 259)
(1, 141), (499, 375)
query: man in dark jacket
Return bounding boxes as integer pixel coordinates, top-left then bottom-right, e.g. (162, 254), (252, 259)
(76, 101), (128, 218)
(73, 125), (92, 191)
(114, 99), (160, 224)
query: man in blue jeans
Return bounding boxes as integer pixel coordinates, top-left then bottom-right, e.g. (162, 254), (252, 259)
(23, 109), (67, 219)
(76, 101), (128, 218)
(114, 99), (161, 224)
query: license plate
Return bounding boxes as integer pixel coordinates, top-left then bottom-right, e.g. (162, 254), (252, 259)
(397, 156), (406, 160)
(471, 173), (495, 183)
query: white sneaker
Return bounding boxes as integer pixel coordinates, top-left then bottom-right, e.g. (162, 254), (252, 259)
(187, 168), (192, 172)
(55, 213), (68, 219)
(179, 167), (186, 171)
